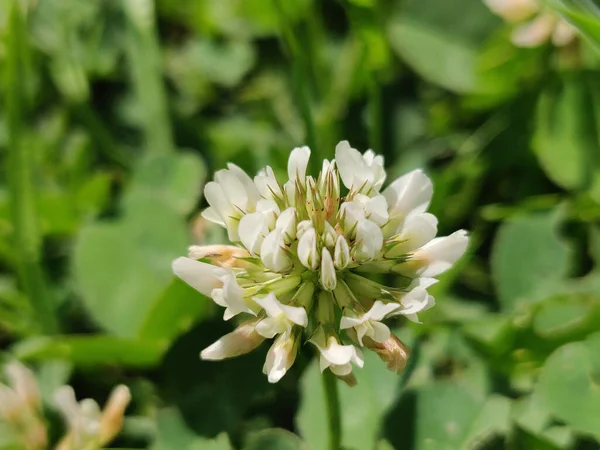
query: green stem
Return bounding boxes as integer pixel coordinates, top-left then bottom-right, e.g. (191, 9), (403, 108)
(322, 370), (341, 450)
(5, 2), (58, 334)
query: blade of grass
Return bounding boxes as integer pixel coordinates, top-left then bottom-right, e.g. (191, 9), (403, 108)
(5, 2), (58, 334)
(123, 0), (174, 156)
(273, 0), (319, 173)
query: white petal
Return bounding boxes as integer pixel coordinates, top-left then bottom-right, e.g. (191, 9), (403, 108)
(204, 181), (239, 241)
(335, 140), (364, 190)
(483, 0), (538, 22)
(172, 257), (220, 297)
(388, 213), (438, 255)
(256, 198), (280, 228)
(383, 169), (433, 219)
(352, 347), (365, 368)
(298, 227), (319, 270)
(227, 163), (261, 209)
(200, 323), (264, 360)
(334, 235), (350, 269)
(252, 292), (281, 316)
(212, 268), (255, 318)
(320, 249), (337, 291)
(330, 362), (353, 376)
(355, 219), (383, 260)
(340, 315), (364, 329)
(276, 207), (297, 241)
(365, 195), (389, 226)
(365, 301), (402, 321)
(200, 207), (225, 226)
(255, 317), (285, 338)
(263, 333), (296, 383)
(511, 14), (555, 47)
(415, 229), (468, 277)
(296, 220), (313, 240)
(279, 304), (309, 327)
(255, 165), (283, 200)
(552, 20), (576, 46)
(260, 228), (292, 272)
(214, 169), (250, 212)
(340, 201), (365, 235)
(239, 213), (269, 255)
(319, 338), (355, 365)
(288, 146), (311, 185)
(369, 321), (391, 343)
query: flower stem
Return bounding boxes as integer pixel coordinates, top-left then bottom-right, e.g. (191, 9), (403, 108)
(322, 370), (341, 450)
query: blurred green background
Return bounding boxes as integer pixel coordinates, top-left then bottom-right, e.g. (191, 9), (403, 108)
(1, 0), (600, 448)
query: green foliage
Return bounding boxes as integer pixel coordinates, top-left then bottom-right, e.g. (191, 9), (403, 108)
(1, 0), (600, 448)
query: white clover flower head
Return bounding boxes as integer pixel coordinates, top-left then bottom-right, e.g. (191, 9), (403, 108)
(172, 142), (468, 384)
(0, 362), (47, 450)
(54, 384), (131, 450)
(483, 0), (576, 47)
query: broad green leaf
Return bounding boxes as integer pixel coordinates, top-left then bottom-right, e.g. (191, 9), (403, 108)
(536, 332), (600, 440)
(12, 335), (163, 367)
(533, 75), (599, 191)
(387, 0), (500, 93)
(123, 153), (206, 215)
(137, 278), (209, 344)
(462, 313), (516, 355)
(533, 292), (600, 341)
(243, 429), (305, 450)
(151, 408), (231, 450)
(73, 196), (188, 338)
(491, 211), (570, 311)
(297, 353), (399, 450)
(414, 382), (510, 450)
(511, 393), (575, 450)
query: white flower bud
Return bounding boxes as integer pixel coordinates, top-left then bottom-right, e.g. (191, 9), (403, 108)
(263, 331), (299, 383)
(260, 229), (292, 273)
(287, 146), (311, 186)
(334, 235), (350, 269)
(276, 207), (297, 241)
(298, 227), (319, 270)
(201, 320), (265, 360)
(319, 249), (337, 291)
(354, 219), (383, 261)
(253, 292), (308, 338)
(322, 222), (337, 248)
(238, 212), (270, 256)
(254, 165), (283, 201)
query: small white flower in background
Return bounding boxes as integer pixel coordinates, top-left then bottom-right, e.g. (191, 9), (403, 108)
(54, 384), (131, 450)
(173, 141), (468, 385)
(0, 362), (47, 450)
(483, 0), (577, 47)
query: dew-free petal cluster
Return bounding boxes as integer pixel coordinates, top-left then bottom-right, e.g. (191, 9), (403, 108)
(173, 141), (468, 384)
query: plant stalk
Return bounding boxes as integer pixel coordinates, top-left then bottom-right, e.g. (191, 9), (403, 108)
(322, 369), (341, 450)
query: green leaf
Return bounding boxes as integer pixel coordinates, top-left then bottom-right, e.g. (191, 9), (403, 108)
(414, 382), (510, 450)
(151, 408), (231, 450)
(123, 153), (206, 216)
(532, 75), (600, 191)
(73, 196), (188, 338)
(387, 0), (500, 93)
(462, 313), (516, 355)
(137, 278), (209, 344)
(244, 429), (305, 450)
(535, 332), (600, 440)
(297, 353), (399, 450)
(491, 211), (570, 311)
(532, 292), (600, 341)
(12, 335), (163, 367)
